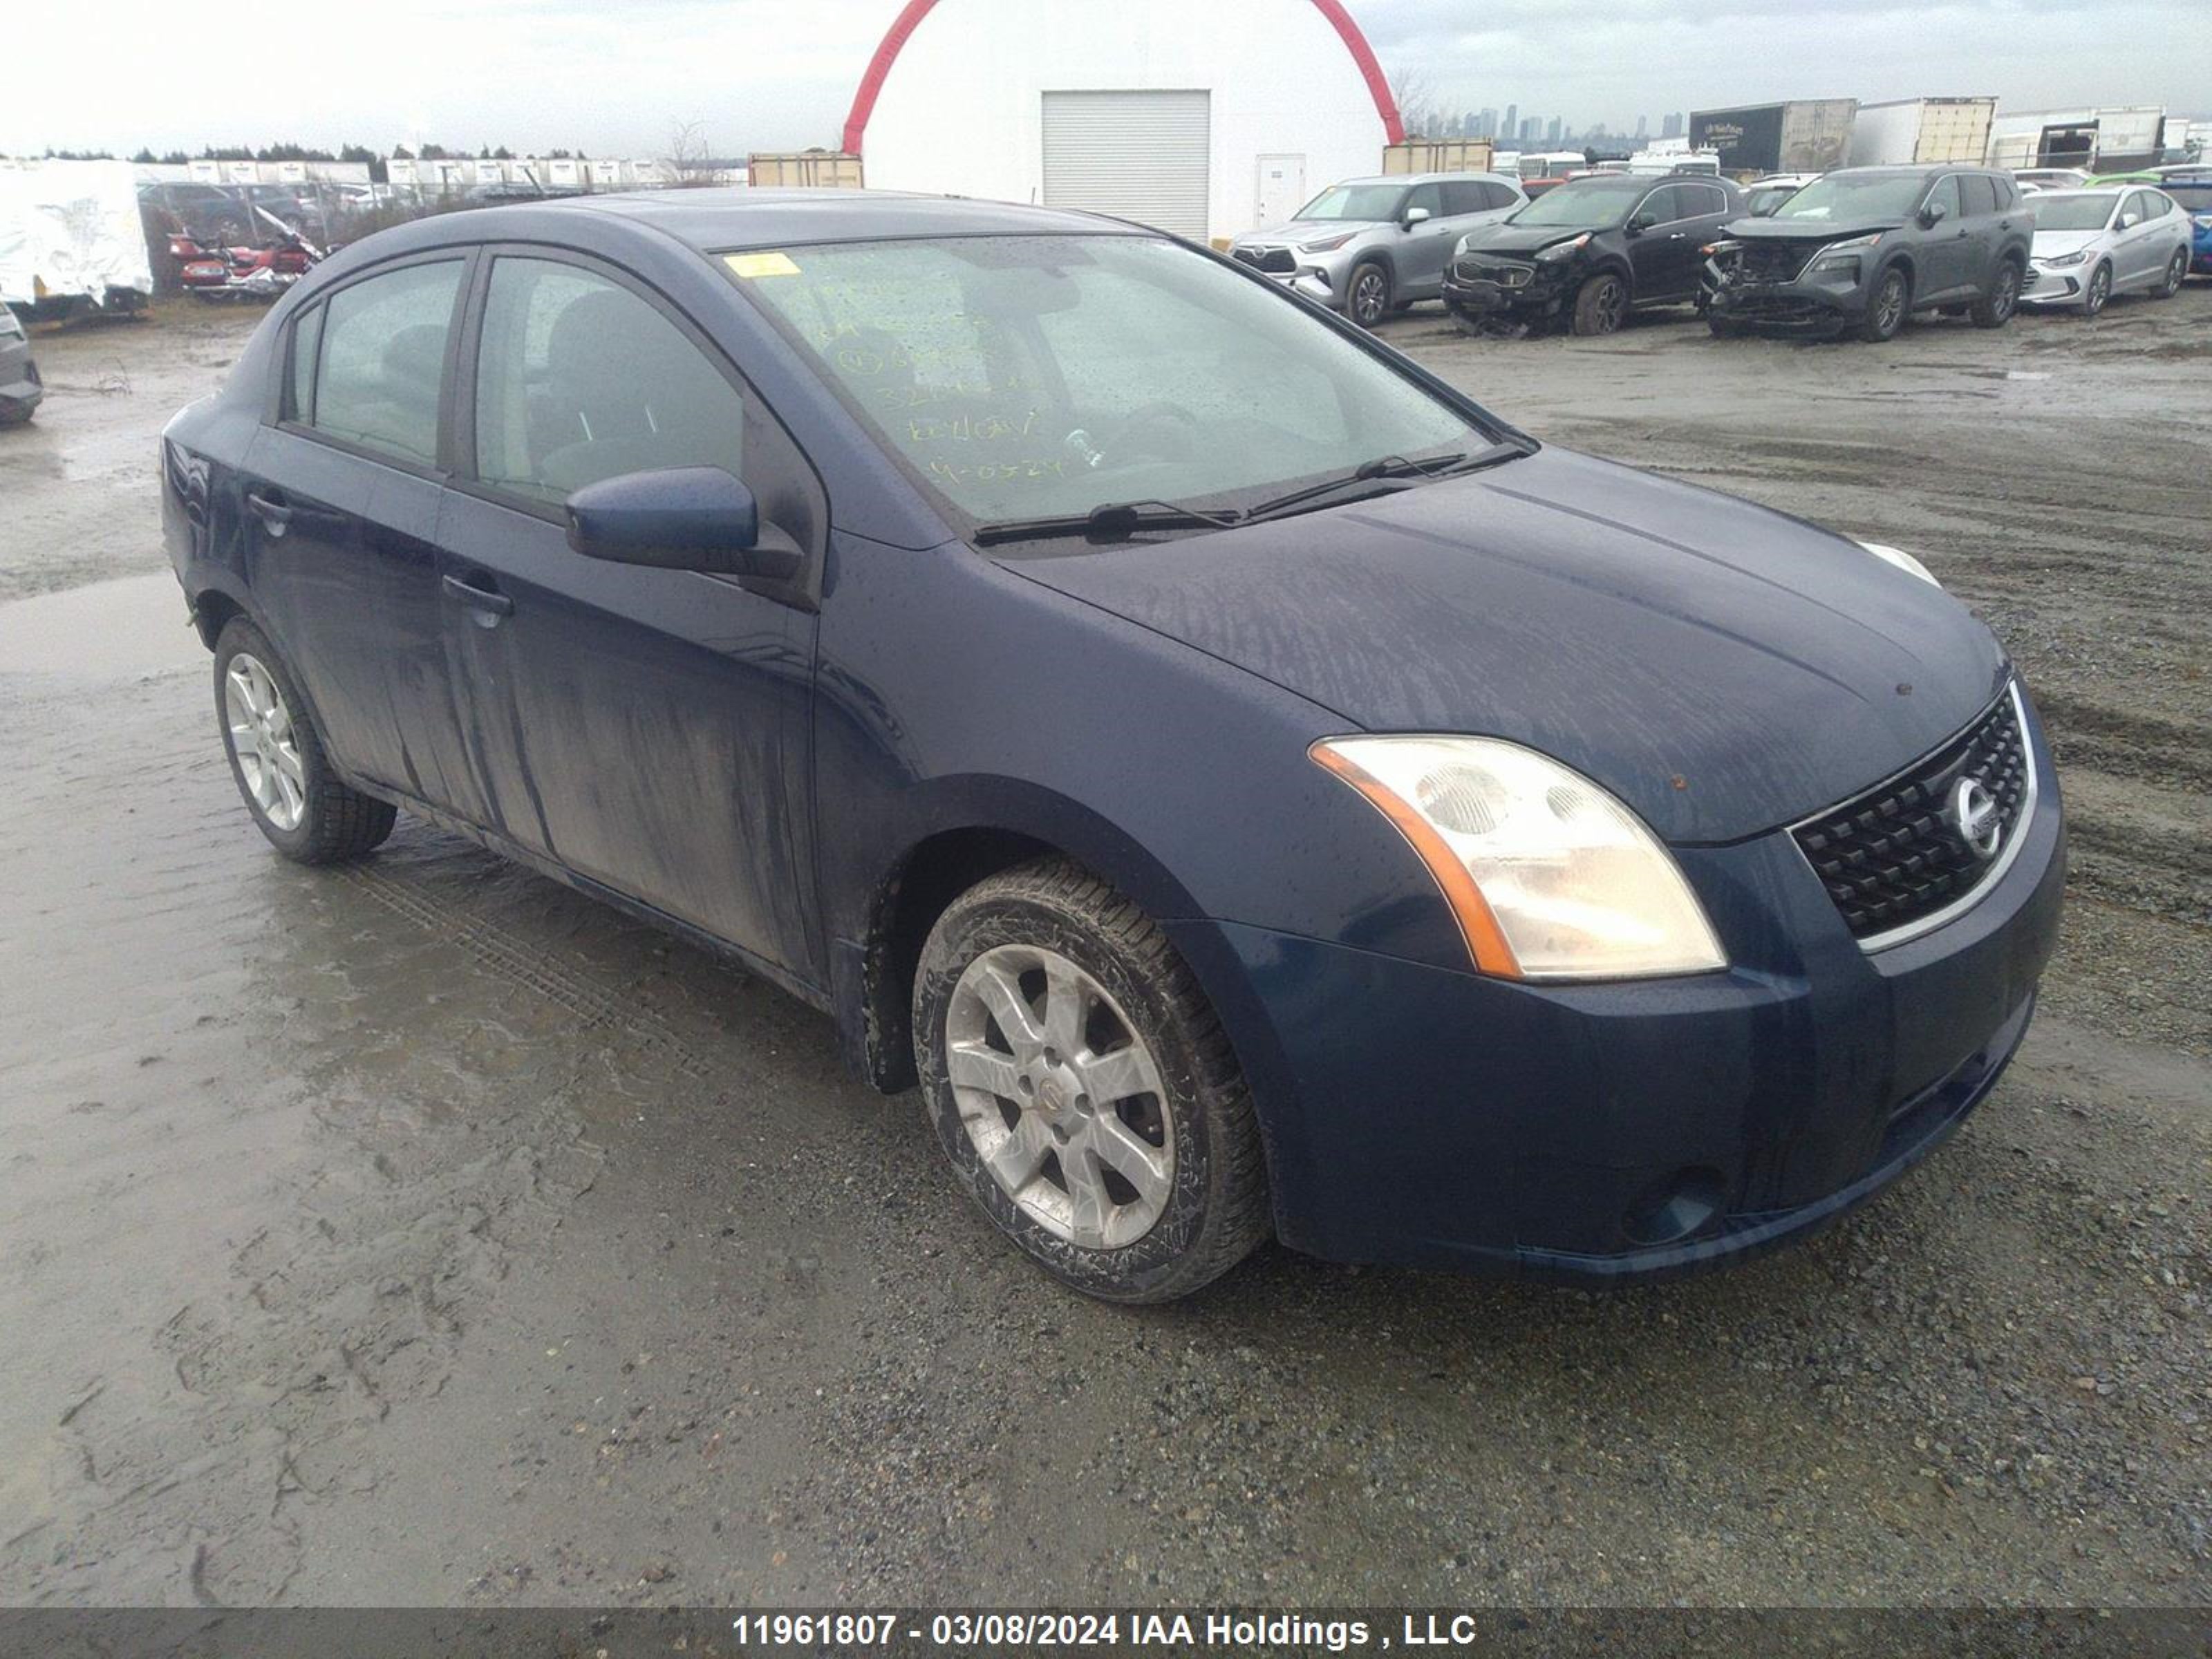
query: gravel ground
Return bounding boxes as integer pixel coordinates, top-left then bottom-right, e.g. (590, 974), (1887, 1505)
(0, 288), (2206, 1611)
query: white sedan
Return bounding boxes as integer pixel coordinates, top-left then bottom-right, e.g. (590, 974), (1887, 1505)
(2021, 187), (2194, 314)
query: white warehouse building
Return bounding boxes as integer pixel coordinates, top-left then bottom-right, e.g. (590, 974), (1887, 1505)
(845, 0), (1406, 241)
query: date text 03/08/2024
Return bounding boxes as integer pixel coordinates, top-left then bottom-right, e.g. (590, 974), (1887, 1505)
(731, 1611), (1509, 1650)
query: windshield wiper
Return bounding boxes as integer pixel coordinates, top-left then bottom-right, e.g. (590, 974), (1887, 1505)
(971, 498), (1243, 547)
(1237, 443), (1529, 526)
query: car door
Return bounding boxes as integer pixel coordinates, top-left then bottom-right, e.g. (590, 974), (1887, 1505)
(1917, 175), (1970, 297)
(1956, 174), (2005, 292)
(438, 247), (823, 979)
(240, 252), (500, 825)
(1624, 184), (1694, 299)
(2119, 190), (2166, 285)
(1396, 182), (1451, 296)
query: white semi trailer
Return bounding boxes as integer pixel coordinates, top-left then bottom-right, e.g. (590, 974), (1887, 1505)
(1846, 97), (1998, 167)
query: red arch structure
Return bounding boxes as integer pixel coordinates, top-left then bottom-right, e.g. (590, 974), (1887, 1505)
(839, 0), (1405, 156)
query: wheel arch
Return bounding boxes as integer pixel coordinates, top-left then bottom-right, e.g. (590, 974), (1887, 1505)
(836, 786), (1217, 1096)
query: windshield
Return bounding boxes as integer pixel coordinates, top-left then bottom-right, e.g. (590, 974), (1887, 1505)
(2163, 182), (2212, 212)
(730, 236), (1488, 529)
(1291, 183), (1406, 222)
(2031, 193), (2118, 232)
(1510, 177), (1646, 227)
(1770, 173), (1929, 223)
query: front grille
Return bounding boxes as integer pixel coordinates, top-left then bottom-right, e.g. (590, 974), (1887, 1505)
(1735, 241), (1817, 284)
(1792, 686), (2033, 944)
(1453, 257), (1533, 288)
(1234, 246), (1296, 275)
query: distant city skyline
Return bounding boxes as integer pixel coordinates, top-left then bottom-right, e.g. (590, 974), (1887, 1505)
(1409, 101), (1693, 152)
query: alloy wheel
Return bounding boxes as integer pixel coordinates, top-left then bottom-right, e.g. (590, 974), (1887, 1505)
(1992, 265), (2019, 321)
(1351, 269), (1388, 326)
(1591, 276), (1626, 332)
(1872, 274), (1906, 336)
(224, 652), (306, 831)
(944, 944), (1174, 1250)
(2085, 265), (2110, 315)
(2162, 250), (2186, 297)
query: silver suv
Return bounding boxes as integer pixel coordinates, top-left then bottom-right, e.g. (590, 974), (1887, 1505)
(1228, 173), (1528, 326)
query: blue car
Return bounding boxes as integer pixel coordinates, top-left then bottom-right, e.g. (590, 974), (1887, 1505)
(2162, 175), (2212, 275)
(160, 192), (2063, 1302)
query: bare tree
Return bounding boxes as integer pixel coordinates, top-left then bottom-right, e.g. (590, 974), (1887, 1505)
(665, 120), (720, 188)
(1389, 65), (1439, 140)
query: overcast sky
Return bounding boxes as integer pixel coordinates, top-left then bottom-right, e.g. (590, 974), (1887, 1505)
(13, 0), (2209, 159)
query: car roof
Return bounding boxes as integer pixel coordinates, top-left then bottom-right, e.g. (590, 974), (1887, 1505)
(404, 188), (1164, 252)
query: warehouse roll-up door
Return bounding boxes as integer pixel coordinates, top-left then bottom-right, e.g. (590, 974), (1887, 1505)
(1040, 90), (1212, 238)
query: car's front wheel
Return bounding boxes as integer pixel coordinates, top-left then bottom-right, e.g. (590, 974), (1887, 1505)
(2081, 261), (2112, 316)
(214, 618), (396, 863)
(912, 859), (1269, 1302)
(1347, 260), (1392, 328)
(1971, 259), (2022, 328)
(1859, 266), (1910, 341)
(1571, 272), (1628, 336)
(2155, 247), (2187, 299)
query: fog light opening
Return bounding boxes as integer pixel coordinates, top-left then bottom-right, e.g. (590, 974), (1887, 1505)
(1622, 1167), (1727, 1248)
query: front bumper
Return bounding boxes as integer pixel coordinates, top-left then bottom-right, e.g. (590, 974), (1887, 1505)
(0, 365), (41, 421)
(1442, 263), (1572, 320)
(1230, 247), (1354, 310)
(1706, 256), (1873, 334)
(2021, 262), (2089, 306)
(1168, 690), (2066, 1282)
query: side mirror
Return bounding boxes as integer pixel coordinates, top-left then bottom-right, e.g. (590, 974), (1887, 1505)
(1404, 205), (1432, 227)
(1626, 213), (1656, 235)
(565, 467), (803, 582)
(1920, 200), (1949, 228)
(2119, 212), (2141, 228)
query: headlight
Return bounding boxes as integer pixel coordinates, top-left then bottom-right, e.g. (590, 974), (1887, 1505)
(1299, 232), (1358, 254)
(1535, 234), (1591, 261)
(1856, 539), (1940, 587)
(2038, 250), (2088, 268)
(1310, 736), (1726, 981)
(1811, 232), (1880, 270)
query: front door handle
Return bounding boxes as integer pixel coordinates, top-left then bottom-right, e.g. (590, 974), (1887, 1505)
(442, 572), (515, 619)
(245, 489), (293, 534)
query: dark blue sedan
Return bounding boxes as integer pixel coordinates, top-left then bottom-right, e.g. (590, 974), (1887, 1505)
(161, 190), (2064, 1302)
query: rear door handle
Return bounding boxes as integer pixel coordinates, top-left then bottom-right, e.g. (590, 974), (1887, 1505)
(442, 572), (515, 619)
(245, 488), (293, 534)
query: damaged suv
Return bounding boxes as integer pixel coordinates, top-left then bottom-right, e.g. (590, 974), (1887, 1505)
(1444, 174), (1743, 335)
(1705, 166), (2032, 341)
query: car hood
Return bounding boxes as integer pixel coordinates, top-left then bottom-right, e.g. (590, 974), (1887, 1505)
(1725, 216), (1904, 243)
(1456, 222), (1605, 256)
(1011, 448), (2008, 845)
(1239, 219), (1380, 245)
(2030, 229), (2103, 257)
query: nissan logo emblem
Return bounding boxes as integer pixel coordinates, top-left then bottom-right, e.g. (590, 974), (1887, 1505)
(1949, 777), (2004, 862)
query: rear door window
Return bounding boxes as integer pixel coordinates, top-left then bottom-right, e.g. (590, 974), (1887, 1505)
(306, 259), (465, 467)
(1439, 182), (1488, 216)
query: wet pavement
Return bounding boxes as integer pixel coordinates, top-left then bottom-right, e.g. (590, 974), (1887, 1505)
(1, 292), (2208, 1608)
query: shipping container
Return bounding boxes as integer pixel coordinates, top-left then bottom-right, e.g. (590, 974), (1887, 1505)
(1689, 100), (1858, 176)
(748, 152), (865, 189)
(1985, 106), (2166, 174)
(1846, 97), (1997, 167)
(1381, 138), (1496, 176)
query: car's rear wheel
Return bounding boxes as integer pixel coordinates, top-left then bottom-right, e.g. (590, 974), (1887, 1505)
(1347, 260), (1391, 328)
(912, 858), (1269, 1303)
(1971, 259), (2022, 328)
(1859, 267), (1909, 341)
(2081, 261), (2112, 316)
(214, 618), (396, 863)
(1571, 272), (1627, 335)
(2155, 247), (2186, 299)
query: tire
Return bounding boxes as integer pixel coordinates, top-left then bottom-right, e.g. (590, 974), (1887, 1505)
(2081, 261), (2112, 317)
(1858, 266), (1910, 341)
(2155, 247), (2186, 299)
(1971, 259), (2022, 328)
(213, 618), (396, 865)
(1346, 260), (1391, 328)
(912, 858), (1270, 1303)
(1570, 271), (1628, 336)
(1707, 316), (1743, 339)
